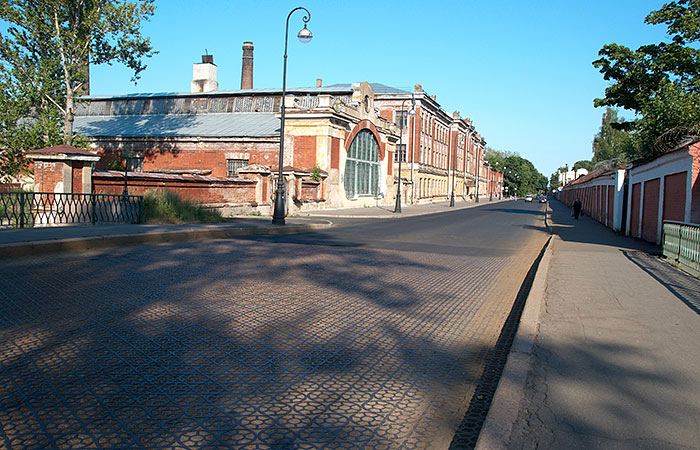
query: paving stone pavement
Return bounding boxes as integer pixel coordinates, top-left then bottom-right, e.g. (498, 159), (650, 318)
(0, 233), (538, 449)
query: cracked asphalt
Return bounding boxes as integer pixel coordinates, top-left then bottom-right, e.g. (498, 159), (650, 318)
(0, 201), (549, 449)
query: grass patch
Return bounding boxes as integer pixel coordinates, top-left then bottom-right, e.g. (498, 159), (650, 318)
(142, 189), (225, 224)
(0, 191), (35, 227)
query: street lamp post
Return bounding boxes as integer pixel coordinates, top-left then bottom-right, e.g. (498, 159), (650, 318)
(394, 95), (415, 213)
(272, 7), (312, 225)
(449, 132), (457, 207)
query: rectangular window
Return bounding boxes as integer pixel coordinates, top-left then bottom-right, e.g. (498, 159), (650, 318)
(395, 110), (408, 129)
(226, 158), (249, 177)
(394, 144), (406, 162)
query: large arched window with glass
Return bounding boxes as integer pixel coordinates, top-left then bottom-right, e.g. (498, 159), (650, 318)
(344, 129), (381, 198)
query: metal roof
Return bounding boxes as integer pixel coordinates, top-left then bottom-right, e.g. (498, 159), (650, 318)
(325, 83), (411, 95)
(80, 86), (353, 101)
(74, 112), (280, 138)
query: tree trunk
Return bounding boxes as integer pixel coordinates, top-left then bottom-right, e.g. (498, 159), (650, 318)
(63, 88), (73, 145)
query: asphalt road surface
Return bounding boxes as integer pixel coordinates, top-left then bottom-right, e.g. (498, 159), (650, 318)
(0, 200), (549, 449)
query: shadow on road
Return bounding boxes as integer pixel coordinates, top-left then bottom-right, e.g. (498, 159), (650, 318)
(0, 235), (511, 448)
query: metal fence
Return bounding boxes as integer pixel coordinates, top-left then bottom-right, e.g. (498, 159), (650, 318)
(663, 220), (700, 275)
(0, 192), (143, 228)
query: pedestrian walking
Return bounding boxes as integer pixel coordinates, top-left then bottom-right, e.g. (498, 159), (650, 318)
(573, 199), (582, 220)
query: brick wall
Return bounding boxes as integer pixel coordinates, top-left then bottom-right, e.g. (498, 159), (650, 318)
(33, 160), (64, 193)
(300, 180), (322, 201)
(94, 139), (280, 177)
(92, 172), (257, 206)
(330, 137), (340, 169)
(293, 136), (317, 171)
(72, 163), (84, 193)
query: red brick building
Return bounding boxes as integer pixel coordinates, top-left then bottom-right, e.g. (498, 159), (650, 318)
(54, 47), (501, 215)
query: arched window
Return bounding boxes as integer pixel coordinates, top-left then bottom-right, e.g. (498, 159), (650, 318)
(344, 129), (381, 198)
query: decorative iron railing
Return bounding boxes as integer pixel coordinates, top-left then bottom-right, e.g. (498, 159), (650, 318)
(663, 220), (700, 275)
(0, 192), (142, 228)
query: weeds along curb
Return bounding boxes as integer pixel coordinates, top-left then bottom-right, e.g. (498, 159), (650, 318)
(0, 223), (332, 259)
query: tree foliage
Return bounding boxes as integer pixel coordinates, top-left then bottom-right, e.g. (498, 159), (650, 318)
(549, 172), (560, 191)
(591, 107), (634, 163)
(593, 0), (700, 158)
(484, 148), (548, 196)
(573, 159), (594, 172)
(0, 0), (156, 180)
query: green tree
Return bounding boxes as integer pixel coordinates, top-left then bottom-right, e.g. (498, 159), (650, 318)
(0, 0), (156, 179)
(484, 148), (548, 196)
(573, 160), (594, 172)
(549, 172), (561, 191)
(593, 0), (700, 158)
(592, 107), (633, 163)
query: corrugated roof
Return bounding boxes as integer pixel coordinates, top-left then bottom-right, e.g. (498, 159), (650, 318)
(28, 144), (95, 156)
(80, 86), (353, 101)
(325, 83), (411, 95)
(74, 113), (280, 138)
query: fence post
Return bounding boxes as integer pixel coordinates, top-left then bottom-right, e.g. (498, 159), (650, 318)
(19, 193), (25, 228)
(91, 195), (96, 225)
(137, 197), (143, 224)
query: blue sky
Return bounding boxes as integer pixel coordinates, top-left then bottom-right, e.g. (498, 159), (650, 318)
(90, 0), (669, 177)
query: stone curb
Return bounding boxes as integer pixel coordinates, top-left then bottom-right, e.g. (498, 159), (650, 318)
(0, 222), (332, 259)
(474, 230), (554, 450)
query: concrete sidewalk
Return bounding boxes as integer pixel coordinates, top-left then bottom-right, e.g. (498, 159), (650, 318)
(478, 199), (700, 450)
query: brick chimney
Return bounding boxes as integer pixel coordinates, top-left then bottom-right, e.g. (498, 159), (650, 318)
(316, 78), (322, 88)
(191, 54), (218, 93)
(241, 42), (254, 89)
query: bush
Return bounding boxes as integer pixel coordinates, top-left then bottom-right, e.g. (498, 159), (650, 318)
(142, 189), (224, 224)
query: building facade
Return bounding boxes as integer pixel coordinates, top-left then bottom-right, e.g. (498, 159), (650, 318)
(372, 83), (497, 204)
(65, 47), (501, 215)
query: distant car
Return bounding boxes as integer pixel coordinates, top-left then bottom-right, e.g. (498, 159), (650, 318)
(539, 196), (547, 203)
(525, 195), (533, 202)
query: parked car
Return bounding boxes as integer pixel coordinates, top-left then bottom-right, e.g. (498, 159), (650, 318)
(539, 196), (547, 203)
(525, 195), (533, 202)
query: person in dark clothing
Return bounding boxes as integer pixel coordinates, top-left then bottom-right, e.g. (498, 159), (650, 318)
(573, 199), (582, 220)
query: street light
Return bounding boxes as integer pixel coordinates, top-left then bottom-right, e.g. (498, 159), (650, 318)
(449, 132), (457, 207)
(394, 95), (415, 213)
(272, 6), (312, 225)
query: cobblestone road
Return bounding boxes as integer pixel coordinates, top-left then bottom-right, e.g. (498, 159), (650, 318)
(0, 205), (548, 449)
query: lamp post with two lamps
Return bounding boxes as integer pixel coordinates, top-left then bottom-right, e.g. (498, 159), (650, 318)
(394, 95), (415, 213)
(272, 7), (313, 225)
